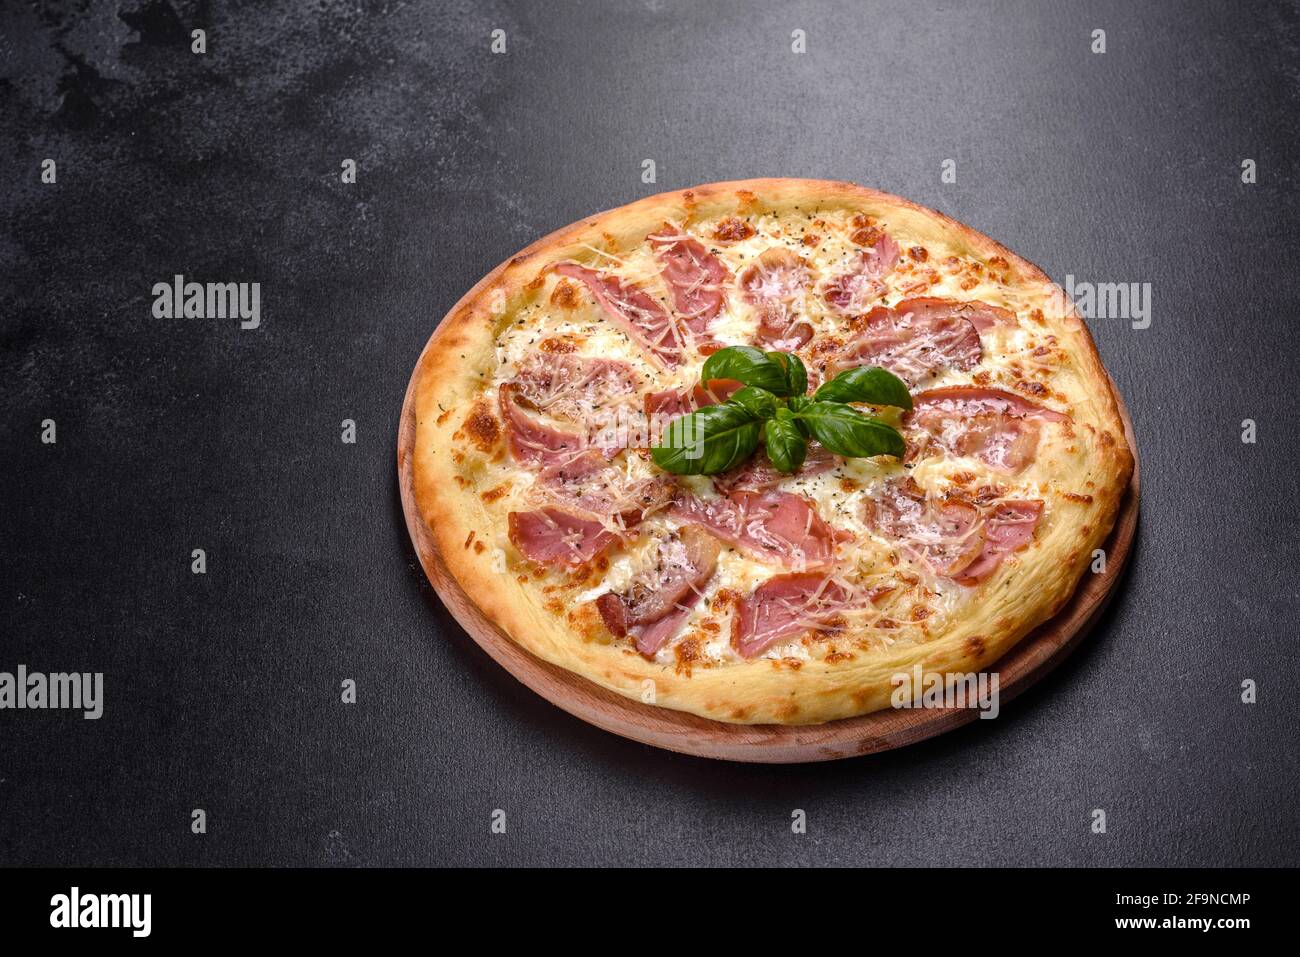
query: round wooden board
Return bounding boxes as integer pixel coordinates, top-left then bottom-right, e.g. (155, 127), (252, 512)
(396, 255), (1139, 765)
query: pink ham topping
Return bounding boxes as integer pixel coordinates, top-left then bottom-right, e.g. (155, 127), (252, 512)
(911, 386), (1069, 420)
(498, 383), (586, 467)
(822, 233), (899, 314)
(865, 477), (1043, 584)
(732, 573), (854, 659)
(554, 262), (683, 368)
(595, 526), (721, 656)
(648, 223), (730, 340)
(670, 489), (846, 569)
(952, 500), (1043, 585)
(739, 247), (811, 304)
(892, 297), (1016, 333)
(511, 353), (639, 423)
(739, 248), (815, 349)
(833, 303), (982, 386)
(755, 306), (814, 350)
(865, 477), (987, 577)
(508, 507), (617, 565)
(643, 378), (743, 422)
(535, 450), (672, 524)
(713, 444), (837, 493)
(907, 386), (1069, 473)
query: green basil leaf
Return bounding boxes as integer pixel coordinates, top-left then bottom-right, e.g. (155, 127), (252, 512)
(785, 394), (813, 436)
(769, 351), (808, 397)
(651, 402), (763, 475)
(700, 346), (792, 395)
(794, 401), (905, 459)
(764, 408), (807, 473)
(812, 366), (913, 409)
(725, 385), (780, 421)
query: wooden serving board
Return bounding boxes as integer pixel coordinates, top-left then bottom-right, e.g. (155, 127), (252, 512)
(397, 321), (1139, 765)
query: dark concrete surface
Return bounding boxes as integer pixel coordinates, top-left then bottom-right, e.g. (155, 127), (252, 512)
(1, 0), (1297, 866)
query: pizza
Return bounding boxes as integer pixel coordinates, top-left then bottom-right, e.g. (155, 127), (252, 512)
(409, 179), (1133, 725)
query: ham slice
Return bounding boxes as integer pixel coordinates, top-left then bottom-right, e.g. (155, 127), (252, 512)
(535, 451), (672, 524)
(648, 223), (730, 342)
(739, 248), (815, 349)
(670, 489), (845, 569)
(498, 383), (586, 467)
(952, 500), (1043, 584)
(755, 306), (814, 349)
(865, 477), (986, 577)
(865, 477), (1043, 584)
(714, 444), (837, 493)
(822, 233), (899, 314)
(508, 507), (617, 565)
(732, 573), (854, 658)
(907, 386), (1069, 473)
(512, 353), (639, 423)
(892, 297), (1016, 333)
(833, 303), (981, 386)
(643, 378), (744, 422)
(911, 386), (1069, 420)
(595, 526), (721, 656)
(554, 262), (683, 368)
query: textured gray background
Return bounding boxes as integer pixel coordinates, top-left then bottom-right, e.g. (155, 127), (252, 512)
(2, 0), (1298, 866)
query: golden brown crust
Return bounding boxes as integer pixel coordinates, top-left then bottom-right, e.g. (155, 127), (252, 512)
(411, 178), (1134, 725)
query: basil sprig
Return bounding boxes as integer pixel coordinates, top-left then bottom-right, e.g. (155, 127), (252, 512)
(651, 346), (910, 475)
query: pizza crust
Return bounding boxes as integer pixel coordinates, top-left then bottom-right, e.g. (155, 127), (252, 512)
(411, 178), (1133, 725)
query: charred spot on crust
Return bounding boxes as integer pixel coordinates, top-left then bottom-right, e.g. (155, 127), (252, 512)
(966, 635), (987, 659)
(550, 280), (580, 309)
(461, 400), (500, 453)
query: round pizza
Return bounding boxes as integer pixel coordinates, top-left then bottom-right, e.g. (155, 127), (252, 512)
(409, 178), (1133, 725)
